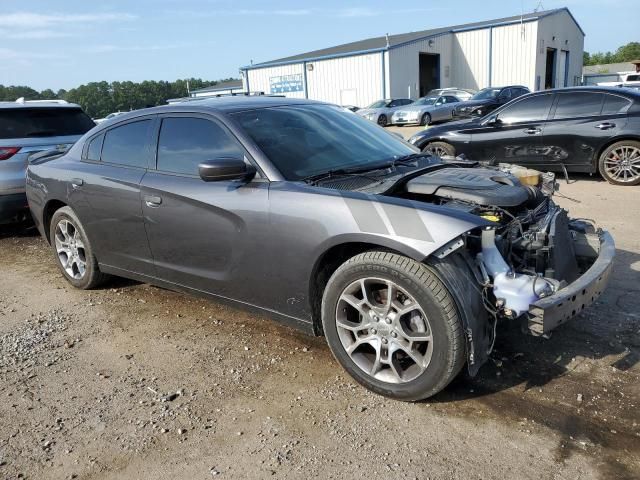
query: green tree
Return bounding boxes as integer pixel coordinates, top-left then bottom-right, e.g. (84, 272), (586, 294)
(584, 41), (640, 66)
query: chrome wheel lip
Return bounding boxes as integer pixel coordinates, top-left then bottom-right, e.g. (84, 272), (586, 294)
(604, 146), (640, 183)
(54, 219), (87, 280)
(335, 277), (434, 385)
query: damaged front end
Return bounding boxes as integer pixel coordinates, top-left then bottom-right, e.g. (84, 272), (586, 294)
(398, 161), (614, 343)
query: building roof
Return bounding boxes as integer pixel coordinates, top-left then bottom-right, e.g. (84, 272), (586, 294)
(190, 79), (243, 94)
(244, 8), (583, 70)
(583, 62), (636, 75)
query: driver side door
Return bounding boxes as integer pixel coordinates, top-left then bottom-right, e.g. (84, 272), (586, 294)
(140, 113), (271, 304)
(469, 93), (555, 164)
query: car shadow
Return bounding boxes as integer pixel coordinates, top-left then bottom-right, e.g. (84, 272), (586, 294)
(0, 221), (39, 240)
(432, 246), (640, 400)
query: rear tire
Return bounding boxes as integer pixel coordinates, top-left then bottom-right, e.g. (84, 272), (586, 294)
(422, 141), (456, 158)
(49, 206), (108, 290)
(598, 140), (640, 186)
(377, 114), (388, 127)
(420, 113), (431, 126)
(321, 251), (465, 401)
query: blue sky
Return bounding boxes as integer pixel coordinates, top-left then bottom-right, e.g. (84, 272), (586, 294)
(0, 0), (637, 90)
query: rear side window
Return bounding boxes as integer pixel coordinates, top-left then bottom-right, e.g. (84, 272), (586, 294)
(157, 117), (243, 175)
(553, 93), (604, 119)
(101, 120), (152, 168)
(86, 133), (104, 161)
(601, 94), (632, 115)
(498, 94), (553, 123)
(0, 107), (95, 140)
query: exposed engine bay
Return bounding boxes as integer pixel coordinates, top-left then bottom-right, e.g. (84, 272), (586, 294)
(397, 161), (610, 335)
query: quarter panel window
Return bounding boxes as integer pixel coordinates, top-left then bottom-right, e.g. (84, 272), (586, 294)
(601, 94), (632, 115)
(101, 120), (152, 168)
(498, 94), (553, 123)
(86, 133), (104, 161)
(553, 93), (604, 119)
(157, 117), (243, 175)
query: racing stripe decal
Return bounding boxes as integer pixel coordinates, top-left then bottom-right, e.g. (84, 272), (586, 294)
(345, 198), (388, 234)
(380, 203), (434, 243)
(343, 195), (434, 242)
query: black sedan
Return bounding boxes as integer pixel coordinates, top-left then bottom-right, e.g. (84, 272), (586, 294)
(453, 85), (530, 118)
(410, 87), (640, 186)
(25, 97), (614, 401)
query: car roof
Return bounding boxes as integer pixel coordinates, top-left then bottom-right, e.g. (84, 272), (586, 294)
(0, 101), (83, 109)
(523, 86), (640, 98)
(91, 96), (330, 124)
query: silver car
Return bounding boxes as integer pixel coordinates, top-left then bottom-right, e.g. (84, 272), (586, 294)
(391, 94), (461, 126)
(0, 99), (95, 223)
(428, 88), (477, 101)
(356, 98), (413, 127)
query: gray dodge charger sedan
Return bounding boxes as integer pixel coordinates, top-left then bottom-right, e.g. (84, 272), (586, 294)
(26, 97), (614, 401)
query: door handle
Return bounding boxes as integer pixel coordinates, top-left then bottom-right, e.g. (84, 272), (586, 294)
(524, 128), (541, 135)
(596, 122), (615, 130)
(144, 195), (162, 207)
(71, 178), (84, 188)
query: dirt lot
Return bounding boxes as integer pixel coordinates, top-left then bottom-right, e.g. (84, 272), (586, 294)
(1, 142), (639, 478)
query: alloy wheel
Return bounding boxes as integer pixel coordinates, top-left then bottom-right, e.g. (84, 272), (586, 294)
(335, 277), (434, 384)
(603, 145), (640, 183)
(54, 219), (87, 280)
(425, 145), (450, 157)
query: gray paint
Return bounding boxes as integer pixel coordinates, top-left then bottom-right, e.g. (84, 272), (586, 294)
(26, 97), (487, 330)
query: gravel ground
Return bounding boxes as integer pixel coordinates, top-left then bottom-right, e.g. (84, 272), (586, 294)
(0, 146), (638, 479)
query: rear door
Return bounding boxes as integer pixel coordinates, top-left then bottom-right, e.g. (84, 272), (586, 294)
(140, 113), (270, 302)
(72, 117), (156, 275)
(467, 93), (554, 163)
(541, 91), (628, 168)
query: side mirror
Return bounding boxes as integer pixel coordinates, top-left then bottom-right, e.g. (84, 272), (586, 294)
(486, 115), (502, 126)
(198, 157), (256, 182)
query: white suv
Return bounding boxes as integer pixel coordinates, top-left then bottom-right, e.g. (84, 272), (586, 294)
(0, 99), (95, 223)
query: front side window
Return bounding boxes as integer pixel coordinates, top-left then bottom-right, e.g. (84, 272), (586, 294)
(553, 92), (604, 120)
(498, 94), (553, 123)
(101, 120), (152, 168)
(157, 117), (243, 175)
(232, 105), (416, 181)
(444, 96), (459, 103)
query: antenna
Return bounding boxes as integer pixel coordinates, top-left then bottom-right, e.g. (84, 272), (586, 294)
(534, 1), (544, 12)
(385, 33), (390, 48)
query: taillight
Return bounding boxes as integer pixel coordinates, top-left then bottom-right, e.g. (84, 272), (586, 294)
(0, 147), (21, 160)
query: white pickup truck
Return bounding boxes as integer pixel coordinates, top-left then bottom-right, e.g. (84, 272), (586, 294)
(597, 72), (640, 88)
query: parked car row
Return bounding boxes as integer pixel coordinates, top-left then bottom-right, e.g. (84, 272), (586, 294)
(356, 85), (530, 127)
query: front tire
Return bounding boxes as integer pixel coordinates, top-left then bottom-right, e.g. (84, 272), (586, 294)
(377, 114), (388, 127)
(598, 140), (640, 186)
(422, 141), (456, 158)
(321, 252), (465, 401)
(49, 206), (108, 289)
(420, 113), (431, 126)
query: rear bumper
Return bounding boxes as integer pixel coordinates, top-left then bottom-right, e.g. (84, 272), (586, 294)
(0, 192), (30, 223)
(527, 231), (615, 336)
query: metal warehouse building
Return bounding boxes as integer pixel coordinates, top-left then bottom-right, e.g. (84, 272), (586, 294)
(240, 8), (584, 107)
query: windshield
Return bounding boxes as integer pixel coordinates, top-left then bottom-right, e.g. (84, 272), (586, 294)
(0, 107), (95, 139)
(414, 96), (438, 106)
(232, 104), (417, 180)
(366, 100), (389, 109)
(471, 88), (502, 101)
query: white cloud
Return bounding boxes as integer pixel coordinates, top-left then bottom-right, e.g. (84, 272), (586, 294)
(0, 12), (136, 29)
(0, 29), (74, 39)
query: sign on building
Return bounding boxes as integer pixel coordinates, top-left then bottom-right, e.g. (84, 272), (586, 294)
(270, 74), (304, 94)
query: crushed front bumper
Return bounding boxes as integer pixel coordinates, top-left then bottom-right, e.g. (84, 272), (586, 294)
(526, 231), (615, 336)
